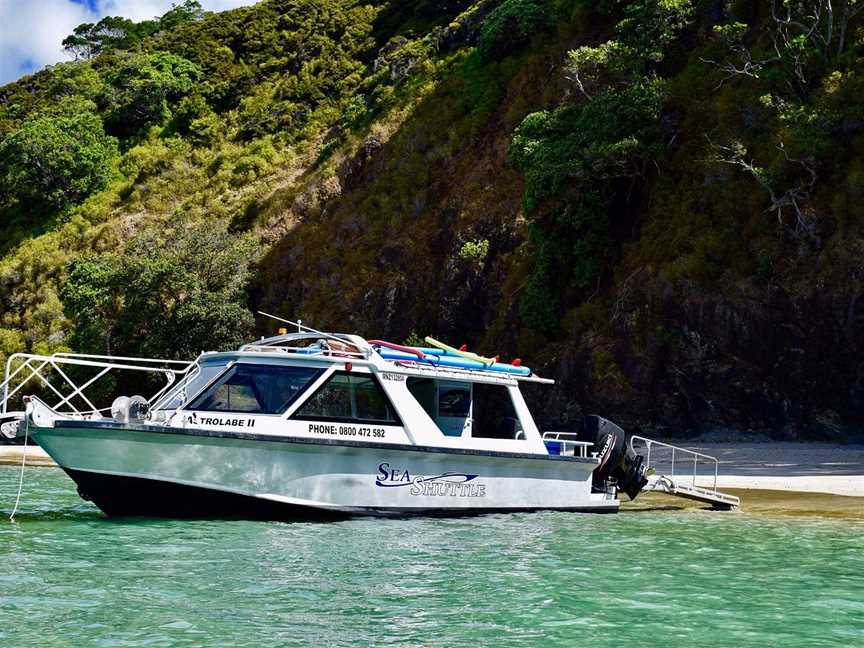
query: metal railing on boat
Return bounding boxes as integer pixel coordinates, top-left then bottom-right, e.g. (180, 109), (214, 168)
(240, 343), (369, 360)
(1, 352), (195, 418)
(241, 329), (557, 384)
(629, 436), (740, 509)
(541, 432), (593, 458)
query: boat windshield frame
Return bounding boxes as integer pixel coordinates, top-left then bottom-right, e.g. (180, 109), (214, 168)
(150, 356), (230, 412)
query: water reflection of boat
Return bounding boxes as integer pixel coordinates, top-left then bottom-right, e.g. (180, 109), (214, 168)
(0, 320), (737, 519)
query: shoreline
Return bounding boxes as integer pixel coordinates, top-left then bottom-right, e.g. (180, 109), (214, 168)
(0, 445), (55, 467)
(624, 489), (864, 521)
(703, 475), (863, 497)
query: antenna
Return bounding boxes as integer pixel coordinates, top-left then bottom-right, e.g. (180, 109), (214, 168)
(256, 312), (365, 353)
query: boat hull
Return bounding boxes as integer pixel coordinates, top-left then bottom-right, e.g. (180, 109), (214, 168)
(63, 468), (349, 520)
(33, 423), (618, 519)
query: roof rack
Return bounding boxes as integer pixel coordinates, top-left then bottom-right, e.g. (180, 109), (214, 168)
(240, 331), (371, 360)
(249, 316), (555, 384)
(379, 357), (555, 385)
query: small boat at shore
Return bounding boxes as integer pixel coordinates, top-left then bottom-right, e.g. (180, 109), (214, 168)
(0, 320), (737, 519)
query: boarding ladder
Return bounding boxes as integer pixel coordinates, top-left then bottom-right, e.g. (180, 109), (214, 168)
(629, 436), (740, 510)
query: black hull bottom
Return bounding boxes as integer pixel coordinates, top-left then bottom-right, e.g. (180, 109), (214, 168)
(65, 468), (618, 521)
(65, 469), (348, 521)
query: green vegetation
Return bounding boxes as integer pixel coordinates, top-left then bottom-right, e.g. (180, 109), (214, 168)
(509, 0), (692, 329)
(0, 0), (395, 363)
(0, 106), (117, 211)
(62, 222), (256, 359)
(102, 51), (201, 137)
(478, 0), (557, 62)
(62, 1), (205, 60)
(458, 238), (490, 263)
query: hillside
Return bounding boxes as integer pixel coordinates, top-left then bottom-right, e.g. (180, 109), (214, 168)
(1, 0), (863, 440)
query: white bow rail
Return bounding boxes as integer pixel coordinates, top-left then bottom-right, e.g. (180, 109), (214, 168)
(1, 352), (196, 418)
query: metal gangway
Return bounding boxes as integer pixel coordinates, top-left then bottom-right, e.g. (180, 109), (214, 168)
(630, 436), (740, 510)
(0, 352), (196, 437)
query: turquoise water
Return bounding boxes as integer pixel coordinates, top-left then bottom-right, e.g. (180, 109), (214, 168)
(0, 467), (861, 647)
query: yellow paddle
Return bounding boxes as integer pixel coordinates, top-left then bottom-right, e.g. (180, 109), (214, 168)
(424, 336), (496, 365)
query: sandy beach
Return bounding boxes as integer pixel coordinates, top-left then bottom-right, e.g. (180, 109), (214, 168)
(654, 442), (864, 497)
(0, 445), (55, 467)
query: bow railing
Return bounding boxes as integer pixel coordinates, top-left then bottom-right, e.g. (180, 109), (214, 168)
(1, 352), (195, 418)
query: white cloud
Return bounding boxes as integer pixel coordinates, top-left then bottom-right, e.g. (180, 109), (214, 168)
(99, 0), (256, 23)
(0, 0), (93, 85)
(0, 0), (258, 86)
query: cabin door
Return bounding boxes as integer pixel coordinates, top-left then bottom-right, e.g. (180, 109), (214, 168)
(436, 380), (472, 437)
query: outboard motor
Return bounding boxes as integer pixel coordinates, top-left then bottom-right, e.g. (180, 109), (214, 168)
(581, 415), (648, 500)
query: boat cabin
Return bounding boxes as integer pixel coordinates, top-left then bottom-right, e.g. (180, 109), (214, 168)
(148, 331), (553, 455)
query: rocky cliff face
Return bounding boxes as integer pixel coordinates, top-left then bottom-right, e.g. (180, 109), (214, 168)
(535, 259), (864, 440)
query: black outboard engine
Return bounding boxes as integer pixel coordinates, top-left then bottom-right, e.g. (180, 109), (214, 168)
(581, 415), (648, 500)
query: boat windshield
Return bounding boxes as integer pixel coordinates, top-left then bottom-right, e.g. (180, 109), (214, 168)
(188, 364), (322, 415)
(153, 359), (228, 412)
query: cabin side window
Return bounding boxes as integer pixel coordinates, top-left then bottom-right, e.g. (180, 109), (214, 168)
(471, 383), (523, 439)
(292, 372), (400, 424)
(406, 378), (523, 440)
(188, 364), (321, 415)
(407, 378), (471, 437)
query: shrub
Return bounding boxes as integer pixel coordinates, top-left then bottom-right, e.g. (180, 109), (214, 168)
(103, 52), (202, 137)
(478, 0), (556, 62)
(403, 331), (425, 347)
(62, 221), (257, 359)
(0, 109), (118, 211)
(168, 94), (212, 136)
(458, 238), (490, 263)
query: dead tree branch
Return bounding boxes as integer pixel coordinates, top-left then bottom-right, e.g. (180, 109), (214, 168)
(706, 136), (819, 241)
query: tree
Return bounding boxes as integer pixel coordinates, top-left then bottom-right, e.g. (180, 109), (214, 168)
(103, 52), (202, 136)
(510, 0), (695, 330)
(62, 16), (159, 60)
(62, 222), (257, 359)
(478, 0), (556, 62)
(62, 23), (102, 60)
(509, 81), (666, 329)
(707, 137), (819, 241)
(706, 1), (864, 97)
(567, 0), (694, 97)
(159, 1), (206, 30)
(62, 2), (204, 60)
(0, 108), (118, 211)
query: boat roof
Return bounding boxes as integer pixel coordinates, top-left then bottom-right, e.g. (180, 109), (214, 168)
(223, 331), (555, 385)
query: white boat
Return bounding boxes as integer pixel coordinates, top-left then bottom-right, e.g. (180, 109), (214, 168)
(1, 321), (734, 519)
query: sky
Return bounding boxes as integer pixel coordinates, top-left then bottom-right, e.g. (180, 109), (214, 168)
(0, 0), (258, 86)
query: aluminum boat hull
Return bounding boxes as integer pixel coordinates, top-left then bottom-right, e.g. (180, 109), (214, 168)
(32, 423), (618, 519)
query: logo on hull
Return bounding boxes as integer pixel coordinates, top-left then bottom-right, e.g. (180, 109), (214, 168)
(375, 462), (486, 498)
(186, 412), (255, 428)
